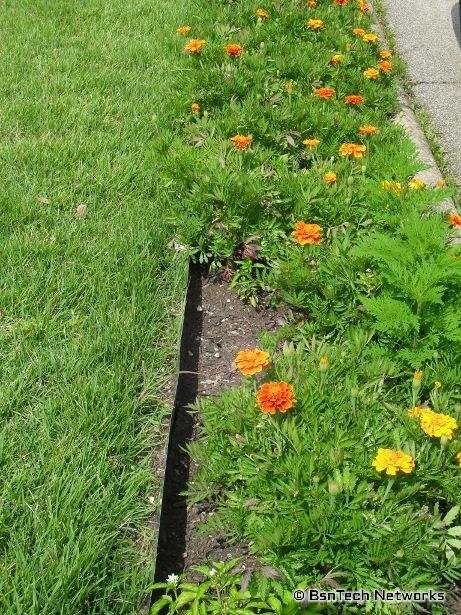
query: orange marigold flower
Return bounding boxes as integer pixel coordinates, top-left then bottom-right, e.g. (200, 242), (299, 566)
(408, 178), (426, 190)
(256, 8), (270, 20)
(303, 137), (321, 148)
(382, 180), (402, 194)
(191, 103), (200, 113)
(225, 43), (244, 58)
(291, 221), (323, 245)
(449, 212), (461, 229)
(363, 67), (380, 80)
(256, 381), (296, 414)
(419, 408), (458, 440)
(358, 0), (370, 12)
(456, 452), (461, 467)
(177, 25), (192, 35)
(378, 59), (392, 73)
(335, 0), (349, 5)
(235, 348), (270, 376)
(307, 0), (317, 7)
(329, 53), (344, 66)
(345, 94), (364, 105)
(413, 369), (423, 381)
(314, 86), (336, 99)
(339, 143), (367, 158)
(353, 27), (366, 37)
(362, 32), (379, 43)
(379, 49), (392, 59)
(184, 39), (207, 54)
(324, 171), (337, 184)
(308, 18), (324, 29)
(372, 448), (415, 476)
(359, 124), (379, 136)
(436, 178), (446, 188)
(230, 134), (253, 151)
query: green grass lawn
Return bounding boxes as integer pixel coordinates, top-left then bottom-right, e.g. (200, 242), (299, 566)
(0, 1), (190, 612)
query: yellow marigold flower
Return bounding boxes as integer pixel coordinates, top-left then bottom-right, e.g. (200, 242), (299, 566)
(408, 406), (425, 418)
(379, 49), (392, 59)
(230, 134), (253, 151)
(362, 32), (379, 43)
(177, 25), (192, 35)
(308, 18), (324, 29)
(191, 103), (200, 113)
(436, 178), (446, 188)
(256, 381), (296, 414)
(291, 222), (322, 245)
(339, 143), (367, 159)
(363, 67), (380, 80)
(372, 448), (415, 476)
(307, 0), (317, 7)
(184, 39), (207, 55)
(256, 8), (270, 20)
(419, 408), (458, 440)
(324, 171), (337, 184)
(235, 348), (270, 376)
(408, 178), (426, 190)
(329, 53), (344, 66)
(225, 43), (244, 58)
(456, 452), (461, 467)
(378, 59), (392, 73)
(303, 138), (321, 149)
(381, 180), (402, 194)
(314, 87), (336, 99)
(353, 27), (366, 37)
(359, 124), (379, 136)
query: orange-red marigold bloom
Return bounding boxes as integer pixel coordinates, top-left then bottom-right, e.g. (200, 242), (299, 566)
(339, 143), (367, 158)
(307, 0), (317, 7)
(359, 124), (379, 136)
(230, 134), (253, 151)
(177, 25), (192, 35)
(184, 39), (207, 54)
(225, 43), (244, 57)
(449, 212), (461, 229)
(345, 94), (364, 105)
(291, 221), (322, 245)
(314, 87), (336, 99)
(358, 0), (370, 12)
(378, 59), (392, 73)
(256, 381), (296, 414)
(235, 348), (270, 376)
(308, 18), (324, 29)
(335, 0), (349, 5)
(329, 53), (344, 66)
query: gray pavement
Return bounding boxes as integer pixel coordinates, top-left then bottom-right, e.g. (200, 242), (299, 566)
(381, 0), (461, 180)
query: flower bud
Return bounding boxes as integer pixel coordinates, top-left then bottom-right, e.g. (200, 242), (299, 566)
(412, 370), (423, 391)
(328, 480), (340, 495)
(319, 356), (329, 371)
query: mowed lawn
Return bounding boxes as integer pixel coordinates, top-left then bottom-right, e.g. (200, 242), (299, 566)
(0, 1), (189, 612)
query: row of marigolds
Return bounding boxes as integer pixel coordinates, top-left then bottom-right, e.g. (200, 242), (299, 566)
(235, 348), (461, 477)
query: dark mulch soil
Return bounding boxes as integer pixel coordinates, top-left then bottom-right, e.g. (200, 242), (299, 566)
(154, 264), (289, 583)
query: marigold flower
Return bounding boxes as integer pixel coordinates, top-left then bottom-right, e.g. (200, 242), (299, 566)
(408, 406), (425, 418)
(308, 18), (324, 29)
(319, 356), (329, 370)
(379, 49), (392, 59)
(191, 103), (200, 113)
(335, 0), (348, 5)
(358, 0), (370, 12)
(413, 369), (423, 381)
(339, 143), (367, 158)
(307, 0), (317, 7)
(314, 87), (336, 99)
(436, 178), (446, 188)
(184, 39), (207, 54)
(456, 452), (461, 467)
(344, 94), (364, 105)
(449, 212), (461, 229)
(225, 43), (244, 58)
(235, 348), (270, 376)
(382, 180), (402, 194)
(408, 178), (426, 190)
(256, 8), (270, 20)
(329, 53), (344, 66)
(291, 221), (322, 245)
(177, 25), (192, 35)
(303, 138), (321, 149)
(353, 27), (366, 37)
(363, 67), (380, 80)
(372, 448), (415, 476)
(419, 408), (458, 440)
(378, 59), (392, 73)
(359, 124), (379, 136)
(256, 381), (296, 414)
(362, 32), (379, 43)
(230, 134), (253, 151)
(324, 171), (337, 184)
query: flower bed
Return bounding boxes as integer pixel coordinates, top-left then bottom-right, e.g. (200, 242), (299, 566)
(152, 0), (461, 611)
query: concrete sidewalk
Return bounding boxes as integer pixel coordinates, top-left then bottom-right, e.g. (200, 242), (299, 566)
(381, 0), (461, 180)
